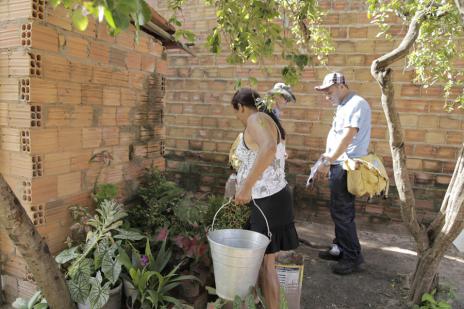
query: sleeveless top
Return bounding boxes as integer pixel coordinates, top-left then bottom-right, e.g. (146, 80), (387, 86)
(235, 129), (287, 199)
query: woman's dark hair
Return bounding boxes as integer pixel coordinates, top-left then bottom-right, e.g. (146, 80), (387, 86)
(231, 88), (286, 140)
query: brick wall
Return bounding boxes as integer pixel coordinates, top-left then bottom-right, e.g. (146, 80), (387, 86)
(0, 1), (166, 300)
(154, 0), (464, 223)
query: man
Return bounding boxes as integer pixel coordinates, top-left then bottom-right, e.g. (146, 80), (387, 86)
(315, 72), (371, 275)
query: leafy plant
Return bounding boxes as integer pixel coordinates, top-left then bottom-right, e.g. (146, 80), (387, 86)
(204, 196), (250, 230)
(12, 291), (48, 309)
(92, 183), (118, 206)
(55, 199), (144, 309)
(119, 239), (198, 308)
(413, 289), (452, 309)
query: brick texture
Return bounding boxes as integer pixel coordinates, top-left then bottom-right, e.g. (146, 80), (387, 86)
(0, 1), (166, 302)
(153, 0), (464, 224)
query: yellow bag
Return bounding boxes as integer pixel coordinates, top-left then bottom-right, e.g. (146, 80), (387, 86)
(343, 153), (389, 198)
(228, 133), (242, 171)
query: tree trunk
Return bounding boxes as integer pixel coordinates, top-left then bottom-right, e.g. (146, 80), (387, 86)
(371, 8), (464, 305)
(0, 175), (75, 308)
(409, 250), (442, 304)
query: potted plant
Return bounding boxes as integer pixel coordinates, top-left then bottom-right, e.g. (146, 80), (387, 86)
(55, 199), (144, 309)
(119, 238), (198, 308)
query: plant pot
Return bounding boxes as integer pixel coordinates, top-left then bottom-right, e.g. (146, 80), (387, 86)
(78, 282), (122, 309)
(123, 279), (137, 302)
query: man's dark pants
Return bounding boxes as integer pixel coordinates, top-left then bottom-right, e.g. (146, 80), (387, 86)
(329, 164), (362, 262)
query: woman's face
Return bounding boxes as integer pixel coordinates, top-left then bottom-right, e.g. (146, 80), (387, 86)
(233, 103), (248, 125)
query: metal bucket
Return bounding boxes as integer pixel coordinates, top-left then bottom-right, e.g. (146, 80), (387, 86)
(207, 199), (271, 301)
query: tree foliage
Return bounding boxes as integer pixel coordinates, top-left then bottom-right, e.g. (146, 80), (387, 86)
(169, 0), (333, 85)
(368, 0), (464, 111)
(48, 0), (152, 41)
(51, 0), (333, 86)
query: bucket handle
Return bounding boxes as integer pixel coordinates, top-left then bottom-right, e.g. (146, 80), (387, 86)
(210, 197), (272, 239)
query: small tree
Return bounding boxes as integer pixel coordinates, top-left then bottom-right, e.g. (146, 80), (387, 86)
(368, 0), (464, 304)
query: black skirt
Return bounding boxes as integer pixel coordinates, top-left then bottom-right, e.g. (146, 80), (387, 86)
(245, 185), (299, 254)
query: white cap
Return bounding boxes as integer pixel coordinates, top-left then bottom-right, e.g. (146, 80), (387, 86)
(315, 72), (346, 91)
(269, 82), (296, 103)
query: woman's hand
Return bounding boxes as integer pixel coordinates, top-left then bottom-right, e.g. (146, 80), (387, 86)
(234, 185), (252, 206)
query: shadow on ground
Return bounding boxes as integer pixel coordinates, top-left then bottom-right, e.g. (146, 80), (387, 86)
(295, 219), (464, 309)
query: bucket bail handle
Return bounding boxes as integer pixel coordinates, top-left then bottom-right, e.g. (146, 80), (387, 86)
(210, 197), (272, 239)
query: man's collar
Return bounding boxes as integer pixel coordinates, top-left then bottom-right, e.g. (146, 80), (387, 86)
(339, 91), (355, 106)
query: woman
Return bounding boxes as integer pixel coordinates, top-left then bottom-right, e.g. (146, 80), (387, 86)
(225, 83), (296, 197)
(232, 88), (299, 309)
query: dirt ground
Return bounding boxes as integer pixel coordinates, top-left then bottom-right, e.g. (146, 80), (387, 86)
(295, 218), (464, 309)
(1, 218), (462, 309)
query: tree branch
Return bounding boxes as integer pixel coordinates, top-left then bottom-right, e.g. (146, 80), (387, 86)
(455, 0), (464, 24)
(429, 144), (464, 253)
(371, 9), (430, 251)
(371, 10), (427, 75)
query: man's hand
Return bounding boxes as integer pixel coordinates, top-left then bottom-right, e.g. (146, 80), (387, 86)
(315, 154), (331, 181)
(234, 185), (252, 205)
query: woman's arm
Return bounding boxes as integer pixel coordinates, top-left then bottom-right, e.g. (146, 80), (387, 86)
(235, 114), (277, 204)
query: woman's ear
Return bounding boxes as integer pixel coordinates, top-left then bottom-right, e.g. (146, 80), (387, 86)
(239, 104), (245, 113)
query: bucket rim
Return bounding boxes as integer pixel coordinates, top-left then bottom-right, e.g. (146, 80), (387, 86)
(207, 228), (270, 251)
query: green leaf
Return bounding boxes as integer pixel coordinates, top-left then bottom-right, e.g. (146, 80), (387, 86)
(101, 250), (121, 285)
(55, 246), (80, 264)
(117, 248), (133, 271)
(146, 290), (159, 306)
(114, 229), (145, 241)
(88, 274), (110, 309)
(67, 273), (90, 304)
(103, 8), (116, 29)
(233, 295), (242, 309)
(12, 298), (28, 309)
(72, 9), (89, 31)
(205, 286), (217, 295)
(27, 291), (42, 308)
(34, 304), (49, 309)
(248, 77), (258, 86)
(422, 293), (437, 304)
(48, 0), (61, 8)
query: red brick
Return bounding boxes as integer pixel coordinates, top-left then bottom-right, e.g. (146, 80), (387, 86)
(65, 35), (88, 59)
(349, 27), (368, 39)
(102, 127), (119, 146)
(70, 62), (92, 83)
(30, 79), (57, 103)
(57, 172), (81, 197)
(96, 23), (115, 43)
(58, 128), (82, 150)
(141, 55), (156, 72)
(82, 84), (103, 105)
(100, 107), (117, 126)
(31, 129), (59, 154)
(126, 52), (142, 70)
(82, 128), (102, 148)
(43, 152), (71, 175)
(103, 87), (121, 106)
(89, 41), (109, 64)
(31, 176), (57, 203)
(57, 82), (81, 105)
(31, 23), (59, 52)
(121, 88), (137, 106)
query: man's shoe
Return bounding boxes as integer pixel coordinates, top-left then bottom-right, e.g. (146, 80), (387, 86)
(318, 249), (342, 261)
(331, 259), (363, 275)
